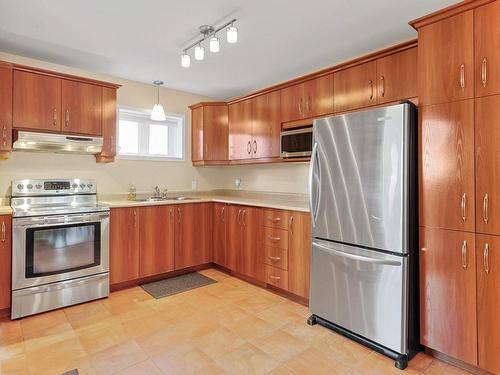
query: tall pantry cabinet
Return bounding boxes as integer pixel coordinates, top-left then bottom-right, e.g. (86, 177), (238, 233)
(412, 0), (500, 373)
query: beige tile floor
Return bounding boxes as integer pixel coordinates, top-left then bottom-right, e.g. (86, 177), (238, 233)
(0, 268), (470, 375)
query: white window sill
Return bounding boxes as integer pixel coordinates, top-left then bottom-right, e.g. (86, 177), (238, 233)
(116, 154), (185, 162)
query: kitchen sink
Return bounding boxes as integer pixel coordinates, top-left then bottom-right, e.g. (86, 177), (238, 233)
(134, 196), (199, 202)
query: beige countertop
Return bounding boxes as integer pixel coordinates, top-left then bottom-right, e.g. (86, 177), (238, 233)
(0, 206), (12, 215)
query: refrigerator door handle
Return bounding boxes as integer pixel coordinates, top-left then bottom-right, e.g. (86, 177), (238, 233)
(313, 241), (402, 266)
(309, 142), (319, 226)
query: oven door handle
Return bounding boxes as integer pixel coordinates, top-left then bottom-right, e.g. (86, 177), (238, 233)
(13, 212), (109, 228)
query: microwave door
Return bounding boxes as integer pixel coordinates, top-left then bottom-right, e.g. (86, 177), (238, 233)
(280, 128), (313, 157)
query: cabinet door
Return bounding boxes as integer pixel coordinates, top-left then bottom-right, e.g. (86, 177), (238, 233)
(303, 74), (334, 118)
(419, 228), (477, 365)
(251, 91), (281, 159)
(418, 11), (474, 106)
(226, 205), (243, 272)
(13, 70), (61, 132)
(280, 83), (304, 123)
(288, 211), (311, 299)
(229, 100), (252, 160)
(174, 204), (212, 269)
(96, 87), (117, 162)
(476, 234), (500, 374)
(191, 107), (204, 162)
(474, 1), (500, 97)
(334, 61), (377, 113)
(110, 208), (139, 285)
(0, 65), (12, 154)
(204, 105), (228, 161)
(0, 215), (12, 310)
(420, 100), (475, 232)
(241, 206), (264, 281)
(61, 80), (102, 135)
(139, 206), (175, 277)
(213, 203), (227, 267)
(376, 48), (417, 104)
(476, 95), (500, 235)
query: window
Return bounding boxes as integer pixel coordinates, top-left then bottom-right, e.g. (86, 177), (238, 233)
(117, 108), (184, 160)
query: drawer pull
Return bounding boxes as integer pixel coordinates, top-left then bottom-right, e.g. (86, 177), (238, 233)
(484, 243), (490, 274)
(269, 275), (281, 281)
(1, 221), (5, 242)
(461, 241), (467, 270)
(268, 236), (281, 242)
(267, 217), (281, 223)
(268, 256), (281, 262)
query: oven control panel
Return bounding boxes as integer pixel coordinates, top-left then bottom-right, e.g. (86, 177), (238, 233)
(12, 179), (97, 196)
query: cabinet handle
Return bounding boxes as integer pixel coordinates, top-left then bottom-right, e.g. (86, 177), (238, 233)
(459, 64), (465, 90)
(380, 76), (385, 97)
(110, 135), (115, 152)
(268, 236), (281, 242)
(237, 209), (242, 225)
(461, 193), (467, 222)
(169, 208), (174, 222)
(269, 275), (281, 281)
(2, 125), (6, 147)
(65, 109), (69, 127)
(483, 194), (489, 224)
(177, 207), (181, 223)
(461, 240), (467, 270)
(1, 221), (5, 243)
(133, 210), (137, 227)
(307, 96), (311, 113)
(268, 256), (281, 262)
(369, 80), (374, 100)
(247, 141), (251, 155)
(205, 143), (208, 158)
(289, 216), (294, 235)
(267, 217), (281, 223)
(298, 98), (303, 113)
(242, 209), (246, 226)
(483, 243), (490, 274)
(481, 58), (487, 87)
(253, 140), (257, 154)
(53, 109), (58, 126)
(221, 206), (225, 222)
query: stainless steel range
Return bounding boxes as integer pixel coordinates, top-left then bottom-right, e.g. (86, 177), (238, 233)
(10, 179), (110, 319)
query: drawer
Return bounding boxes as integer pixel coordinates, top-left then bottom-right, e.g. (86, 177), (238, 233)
(265, 265), (289, 290)
(263, 209), (290, 230)
(264, 246), (288, 270)
(263, 227), (289, 249)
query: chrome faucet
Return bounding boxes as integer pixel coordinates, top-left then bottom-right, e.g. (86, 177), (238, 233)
(128, 184), (137, 201)
(154, 186), (161, 198)
(162, 188), (169, 199)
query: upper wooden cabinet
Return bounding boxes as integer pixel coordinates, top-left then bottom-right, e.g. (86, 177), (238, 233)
(251, 90), (281, 159)
(13, 70), (62, 132)
(228, 99), (252, 160)
(61, 80), (102, 135)
(474, 1), (500, 97)
(0, 215), (12, 311)
(281, 74), (333, 123)
(417, 11), (474, 106)
(376, 48), (417, 104)
(0, 64), (12, 157)
(334, 61), (377, 113)
(96, 87), (117, 163)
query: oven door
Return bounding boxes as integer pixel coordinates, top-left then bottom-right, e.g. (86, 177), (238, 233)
(12, 211), (109, 290)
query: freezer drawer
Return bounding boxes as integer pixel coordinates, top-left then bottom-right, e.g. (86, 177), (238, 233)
(310, 239), (408, 354)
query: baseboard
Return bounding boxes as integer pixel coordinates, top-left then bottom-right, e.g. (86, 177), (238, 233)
(424, 347), (493, 375)
(0, 307), (10, 318)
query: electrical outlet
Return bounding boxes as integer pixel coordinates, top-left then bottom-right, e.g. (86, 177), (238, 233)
(191, 180), (198, 190)
(234, 178), (242, 189)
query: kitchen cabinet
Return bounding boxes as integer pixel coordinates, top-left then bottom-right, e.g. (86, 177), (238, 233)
(280, 74), (333, 123)
(476, 233), (500, 374)
(61, 80), (102, 135)
(288, 211), (311, 299)
(191, 106), (203, 162)
(419, 227), (477, 365)
(376, 48), (417, 104)
(139, 206), (175, 277)
(110, 208), (140, 285)
(96, 87), (117, 163)
(190, 103), (228, 163)
(174, 203), (212, 269)
(0, 215), (11, 310)
(417, 11), (474, 106)
(228, 99), (252, 160)
(251, 91), (281, 159)
(213, 203), (227, 267)
(226, 205), (242, 272)
(419, 100), (475, 232)
(474, 0), (500, 98)
(0, 64), (12, 157)
(13, 70), (62, 132)
(476, 95), (500, 236)
(334, 61), (377, 113)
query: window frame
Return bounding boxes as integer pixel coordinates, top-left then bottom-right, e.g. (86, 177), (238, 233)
(116, 106), (186, 162)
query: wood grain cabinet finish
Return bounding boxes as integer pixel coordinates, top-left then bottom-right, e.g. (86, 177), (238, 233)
(110, 208), (140, 285)
(419, 227), (477, 366)
(191, 106), (204, 162)
(0, 65), (12, 155)
(417, 11), (474, 106)
(476, 233), (500, 374)
(251, 90), (281, 159)
(226, 205), (243, 272)
(474, 0), (500, 97)
(213, 203), (227, 267)
(229, 99), (252, 160)
(13, 70), (62, 132)
(419, 100), (475, 232)
(475, 95), (500, 235)
(376, 48), (417, 104)
(203, 105), (229, 161)
(288, 211), (311, 299)
(96, 87), (117, 162)
(139, 205), (175, 277)
(280, 83), (304, 123)
(334, 61), (377, 113)
(0, 215), (11, 310)
(61, 80), (102, 135)
(174, 203), (212, 270)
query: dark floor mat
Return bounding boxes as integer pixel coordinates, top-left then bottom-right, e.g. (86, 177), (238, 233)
(140, 272), (217, 299)
(61, 370), (79, 375)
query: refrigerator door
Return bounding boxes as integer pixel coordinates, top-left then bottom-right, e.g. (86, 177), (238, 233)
(310, 103), (411, 254)
(310, 239), (408, 354)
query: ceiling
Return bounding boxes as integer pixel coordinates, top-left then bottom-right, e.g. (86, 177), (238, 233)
(0, 0), (457, 99)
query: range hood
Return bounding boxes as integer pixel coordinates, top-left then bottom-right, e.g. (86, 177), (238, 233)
(13, 131), (103, 155)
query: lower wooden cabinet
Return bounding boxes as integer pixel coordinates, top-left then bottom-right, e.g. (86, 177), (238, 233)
(288, 211), (311, 299)
(0, 215), (12, 310)
(419, 227), (477, 365)
(213, 203), (227, 267)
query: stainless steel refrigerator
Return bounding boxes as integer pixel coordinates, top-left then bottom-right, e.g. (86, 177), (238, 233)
(307, 102), (419, 370)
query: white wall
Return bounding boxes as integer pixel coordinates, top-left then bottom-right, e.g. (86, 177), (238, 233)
(0, 52), (309, 196)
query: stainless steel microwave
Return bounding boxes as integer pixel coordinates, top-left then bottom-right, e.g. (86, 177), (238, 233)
(280, 127), (313, 158)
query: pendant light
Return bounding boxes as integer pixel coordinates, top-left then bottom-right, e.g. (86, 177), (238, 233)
(194, 44), (205, 60)
(150, 81), (167, 121)
(226, 22), (238, 44)
(209, 35), (220, 53)
(181, 52), (191, 67)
